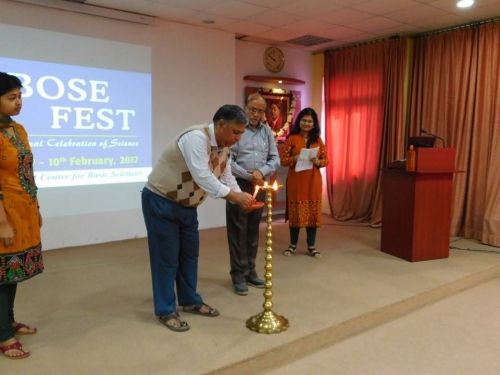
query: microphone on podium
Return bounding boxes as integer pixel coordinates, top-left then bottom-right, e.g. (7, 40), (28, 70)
(420, 129), (446, 147)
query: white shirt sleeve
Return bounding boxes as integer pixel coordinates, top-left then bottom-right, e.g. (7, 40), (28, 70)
(220, 158), (242, 193)
(177, 130), (239, 199)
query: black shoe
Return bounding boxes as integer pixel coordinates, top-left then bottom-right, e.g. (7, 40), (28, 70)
(246, 277), (265, 288)
(233, 282), (248, 295)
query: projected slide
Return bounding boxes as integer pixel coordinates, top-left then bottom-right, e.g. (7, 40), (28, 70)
(1, 56), (151, 188)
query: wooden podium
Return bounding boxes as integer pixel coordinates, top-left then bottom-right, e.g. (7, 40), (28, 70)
(381, 148), (456, 262)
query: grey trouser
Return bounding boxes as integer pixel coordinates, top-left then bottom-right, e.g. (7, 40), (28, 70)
(226, 178), (264, 284)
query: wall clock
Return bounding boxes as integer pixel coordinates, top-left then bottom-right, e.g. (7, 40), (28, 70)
(263, 46), (285, 73)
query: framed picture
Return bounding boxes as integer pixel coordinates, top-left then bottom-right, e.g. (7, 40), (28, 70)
(244, 87), (301, 141)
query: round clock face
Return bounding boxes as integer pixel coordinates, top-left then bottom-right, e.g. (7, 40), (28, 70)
(264, 46), (285, 73)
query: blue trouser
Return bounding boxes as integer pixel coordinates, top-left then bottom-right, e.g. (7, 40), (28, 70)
(141, 188), (203, 317)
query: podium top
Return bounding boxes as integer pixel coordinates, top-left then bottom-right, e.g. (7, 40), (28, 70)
(409, 136), (435, 148)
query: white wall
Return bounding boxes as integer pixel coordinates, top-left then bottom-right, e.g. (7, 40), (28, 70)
(0, 0), (236, 250)
(235, 40), (312, 107)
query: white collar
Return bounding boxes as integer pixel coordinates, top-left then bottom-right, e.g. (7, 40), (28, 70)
(208, 123), (218, 148)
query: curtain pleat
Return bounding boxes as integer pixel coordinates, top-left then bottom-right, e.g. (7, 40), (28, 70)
(476, 23), (500, 246)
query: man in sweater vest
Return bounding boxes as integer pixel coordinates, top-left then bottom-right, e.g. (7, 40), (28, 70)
(142, 105), (255, 332)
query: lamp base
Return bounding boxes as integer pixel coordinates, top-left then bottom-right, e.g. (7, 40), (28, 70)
(246, 310), (289, 334)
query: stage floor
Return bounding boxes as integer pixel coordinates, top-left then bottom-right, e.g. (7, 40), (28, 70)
(5, 216), (500, 374)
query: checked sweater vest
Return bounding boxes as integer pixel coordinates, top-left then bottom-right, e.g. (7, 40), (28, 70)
(147, 124), (229, 207)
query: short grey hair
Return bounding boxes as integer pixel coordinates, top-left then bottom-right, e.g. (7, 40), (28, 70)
(246, 92), (267, 108)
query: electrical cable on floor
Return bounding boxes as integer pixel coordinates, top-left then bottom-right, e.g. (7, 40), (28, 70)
(449, 237), (500, 254)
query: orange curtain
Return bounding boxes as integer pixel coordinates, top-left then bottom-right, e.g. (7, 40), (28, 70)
(409, 22), (500, 246)
(370, 39), (411, 224)
(324, 39), (408, 222)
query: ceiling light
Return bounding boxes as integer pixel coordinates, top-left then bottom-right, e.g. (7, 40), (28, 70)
(456, 0), (474, 8)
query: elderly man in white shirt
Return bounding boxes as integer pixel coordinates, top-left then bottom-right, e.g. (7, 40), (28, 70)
(142, 105), (255, 332)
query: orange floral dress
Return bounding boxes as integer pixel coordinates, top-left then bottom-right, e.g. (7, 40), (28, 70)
(0, 120), (43, 284)
(280, 134), (329, 228)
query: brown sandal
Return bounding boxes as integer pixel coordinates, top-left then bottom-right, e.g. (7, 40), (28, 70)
(182, 303), (220, 317)
(13, 322), (38, 335)
(0, 340), (31, 359)
(158, 313), (190, 332)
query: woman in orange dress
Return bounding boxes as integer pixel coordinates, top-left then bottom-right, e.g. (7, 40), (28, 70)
(280, 107), (328, 258)
(0, 72), (43, 359)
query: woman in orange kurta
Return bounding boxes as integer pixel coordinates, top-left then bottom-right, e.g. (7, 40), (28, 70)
(280, 108), (328, 258)
(0, 73), (43, 359)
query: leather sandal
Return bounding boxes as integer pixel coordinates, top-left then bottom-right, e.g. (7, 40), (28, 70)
(182, 303), (220, 317)
(12, 322), (38, 335)
(283, 245), (297, 256)
(158, 313), (190, 332)
(0, 340), (31, 359)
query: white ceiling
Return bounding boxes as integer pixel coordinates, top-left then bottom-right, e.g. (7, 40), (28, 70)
(86, 0), (500, 50)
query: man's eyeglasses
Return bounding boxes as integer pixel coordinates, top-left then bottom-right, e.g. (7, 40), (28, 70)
(247, 107), (265, 114)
